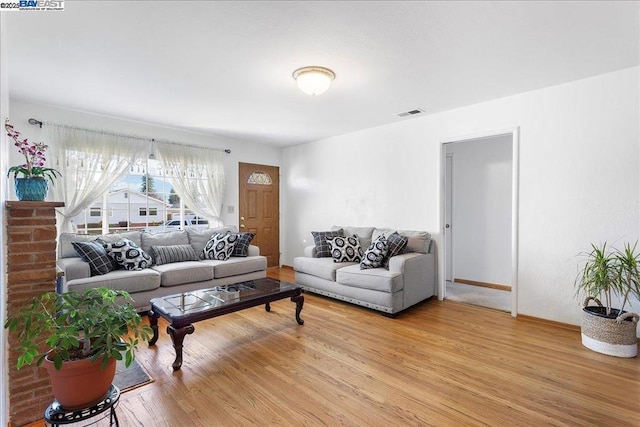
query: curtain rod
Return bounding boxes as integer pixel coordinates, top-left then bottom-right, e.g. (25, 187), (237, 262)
(29, 117), (232, 154)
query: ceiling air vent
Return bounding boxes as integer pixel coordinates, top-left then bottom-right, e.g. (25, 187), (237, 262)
(397, 108), (425, 118)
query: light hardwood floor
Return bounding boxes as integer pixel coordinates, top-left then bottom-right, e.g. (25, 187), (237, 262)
(33, 267), (639, 426)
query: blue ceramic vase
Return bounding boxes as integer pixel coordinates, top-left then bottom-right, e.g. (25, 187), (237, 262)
(15, 177), (48, 201)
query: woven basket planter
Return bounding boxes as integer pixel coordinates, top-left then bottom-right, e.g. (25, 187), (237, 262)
(581, 297), (638, 358)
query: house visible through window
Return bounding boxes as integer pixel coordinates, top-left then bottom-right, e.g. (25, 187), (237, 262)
(73, 158), (203, 234)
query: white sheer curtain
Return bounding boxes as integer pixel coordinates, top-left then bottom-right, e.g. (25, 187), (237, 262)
(45, 124), (148, 232)
(155, 141), (225, 225)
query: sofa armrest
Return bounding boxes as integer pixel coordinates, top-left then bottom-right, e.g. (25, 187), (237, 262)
(57, 257), (91, 283)
(388, 252), (436, 303)
(303, 245), (317, 258)
(248, 245), (260, 256)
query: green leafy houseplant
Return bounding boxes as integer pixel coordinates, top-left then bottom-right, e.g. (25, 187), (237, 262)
(4, 287), (153, 370)
(6, 119), (61, 183)
(575, 242), (640, 316)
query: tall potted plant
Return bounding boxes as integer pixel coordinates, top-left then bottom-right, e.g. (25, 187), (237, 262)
(575, 242), (640, 357)
(5, 119), (61, 201)
(4, 287), (153, 409)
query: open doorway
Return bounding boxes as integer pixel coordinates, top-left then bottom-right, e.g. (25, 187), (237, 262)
(440, 130), (519, 316)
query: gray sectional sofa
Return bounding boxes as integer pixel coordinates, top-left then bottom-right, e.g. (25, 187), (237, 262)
(294, 226), (436, 314)
(57, 227), (267, 311)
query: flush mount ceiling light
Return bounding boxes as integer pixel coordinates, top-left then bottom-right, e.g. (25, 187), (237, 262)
(292, 66), (335, 96)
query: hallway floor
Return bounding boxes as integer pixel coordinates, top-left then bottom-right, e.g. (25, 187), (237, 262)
(445, 281), (511, 312)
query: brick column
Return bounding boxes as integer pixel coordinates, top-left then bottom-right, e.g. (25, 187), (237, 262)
(5, 201), (64, 427)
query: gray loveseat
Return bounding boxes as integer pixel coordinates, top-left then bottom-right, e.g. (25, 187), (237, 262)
(293, 226), (436, 315)
(57, 227), (267, 311)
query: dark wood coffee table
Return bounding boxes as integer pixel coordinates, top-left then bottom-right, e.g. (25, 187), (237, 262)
(148, 278), (304, 370)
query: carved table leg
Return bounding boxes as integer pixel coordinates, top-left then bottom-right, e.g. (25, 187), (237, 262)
(291, 293), (304, 325)
(167, 324), (195, 371)
(148, 310), (159, 346)
(265, 302), (271, 312)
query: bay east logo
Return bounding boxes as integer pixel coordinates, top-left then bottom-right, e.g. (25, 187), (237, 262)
(20, 0), (63, 7)
(0, 0), (65, 11)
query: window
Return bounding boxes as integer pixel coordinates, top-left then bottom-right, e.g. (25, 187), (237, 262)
(139, 208), (159, 216)
(247, 171), (273, 185)
(73, 158), (204, 233)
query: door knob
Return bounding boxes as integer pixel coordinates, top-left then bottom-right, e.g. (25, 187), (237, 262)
(240, 216), (245, 221)
(240, 224), (246, 228)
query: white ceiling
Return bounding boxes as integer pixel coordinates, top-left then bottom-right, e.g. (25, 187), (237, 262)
(6, 1), (639, 147)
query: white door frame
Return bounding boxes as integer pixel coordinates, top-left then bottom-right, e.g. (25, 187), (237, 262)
(439, 127), (520, 317)
(444, 152), (454, 282)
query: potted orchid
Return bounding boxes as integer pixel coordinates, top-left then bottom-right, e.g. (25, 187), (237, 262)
(6, 119), (60, 201)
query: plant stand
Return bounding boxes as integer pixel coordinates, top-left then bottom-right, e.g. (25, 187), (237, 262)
(44, 384), (120, 426)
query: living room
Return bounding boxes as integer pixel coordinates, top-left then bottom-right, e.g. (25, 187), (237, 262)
(1, 1), (639, 426)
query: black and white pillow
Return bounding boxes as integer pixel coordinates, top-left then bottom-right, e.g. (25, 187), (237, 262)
(383, 232), (409, 269)
(311, 229), (344, 258)
(203, 232), (238, 261)
(360, 235), (389, 269)
(72, 241), (116, 276)
(150, 245), (199, 265)
(231, 232), (255, 257)
(100, 238), (152, 271)
(327, 235), (363, 263)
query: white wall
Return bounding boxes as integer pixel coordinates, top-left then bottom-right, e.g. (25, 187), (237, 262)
(446, 135), (512, 286)
(7, 100), (283, 230)
(283, 66), (640, 329)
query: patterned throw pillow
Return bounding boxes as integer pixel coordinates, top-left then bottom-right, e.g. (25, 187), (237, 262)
(311, 229), (344, 258)
(100, 238), (152, 271)
(383, 232), (409, 269)
(203, 232), (239, 261)
(72, 241), (116, 276)
(360, 235), (389, 269)
(327, 235), (363, 263)
(231, 232), (255, 257)
(150, 245), (199, 265)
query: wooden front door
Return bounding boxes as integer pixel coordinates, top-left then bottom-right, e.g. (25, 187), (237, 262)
(239, 163), (280, 267)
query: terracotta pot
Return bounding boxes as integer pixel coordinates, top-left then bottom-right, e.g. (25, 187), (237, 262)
(43, 354), (116, 410)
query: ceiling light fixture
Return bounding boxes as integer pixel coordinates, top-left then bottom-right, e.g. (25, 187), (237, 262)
(292, 66), (335, 96)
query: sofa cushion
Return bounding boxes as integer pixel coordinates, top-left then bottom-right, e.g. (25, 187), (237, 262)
(383, 233), (408, 269)
(150, 244), (199, 265)
(65, 268), (161, 294)
(59, 231), (141, 259)
(187, 226), (238, 258)
(140, 230), (189, 254)
(311, 229), (344, 258)
(231, 232), (255, 257)
(293, 256), (355, 281)
(203, 232), (238, 261)
(327, 235), (363, 263)
(336, 264), (404, 293)
(373, 228), (431, 254)
(360, 235), (389, 269)
(332, 226), (375, 250)
(71, 241), (116, 276)
(151, 261), (214, 287)
(100, 238), (152, 271)
(202, 256), (268, 279)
